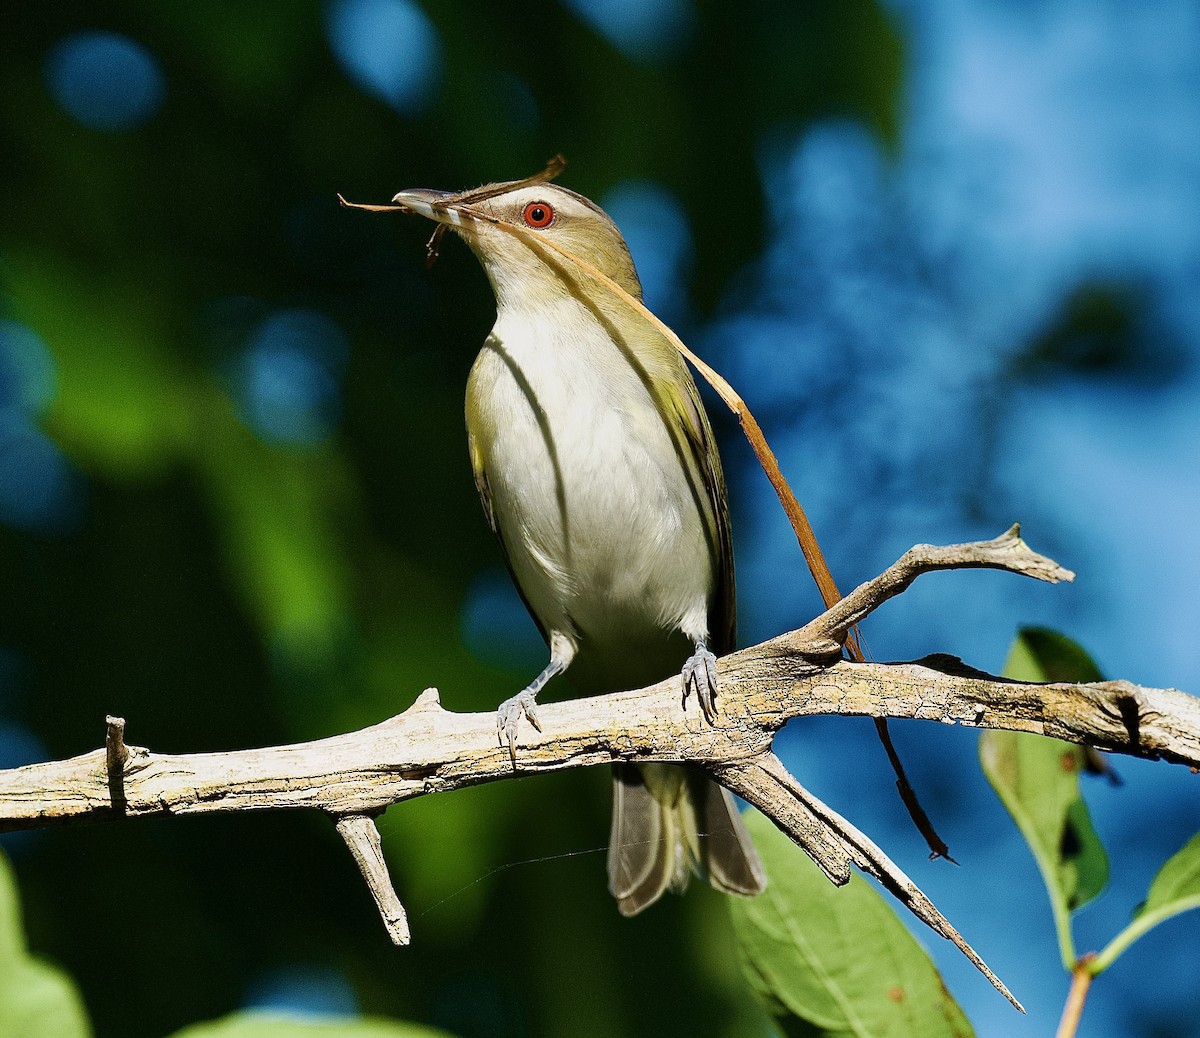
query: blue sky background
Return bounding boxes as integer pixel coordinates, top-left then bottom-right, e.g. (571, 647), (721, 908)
(722, 2), (1200, 1031)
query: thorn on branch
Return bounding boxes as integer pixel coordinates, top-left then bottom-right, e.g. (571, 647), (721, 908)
(412, 687), (443, 711)
(105, 715), (129, 814)
(334, 813), (410, 946)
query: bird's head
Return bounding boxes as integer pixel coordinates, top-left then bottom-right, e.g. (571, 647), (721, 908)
(391, 178), (643, 308)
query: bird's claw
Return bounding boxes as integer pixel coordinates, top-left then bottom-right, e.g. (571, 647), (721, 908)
(681, 644), (719, 725)
(496, 689), (543, 766)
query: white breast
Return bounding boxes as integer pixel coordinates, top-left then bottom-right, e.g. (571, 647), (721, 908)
(466, 298), (715, 686)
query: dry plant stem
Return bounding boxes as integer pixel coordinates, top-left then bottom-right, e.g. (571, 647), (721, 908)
(1055, 960), (1095, 1038)
(1, 531), (1196, 1009)
(871, 715), (953, 861)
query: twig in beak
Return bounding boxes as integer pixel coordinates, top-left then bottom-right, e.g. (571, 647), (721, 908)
(337, 193), (410, 214)
(338, 155), (568, 268)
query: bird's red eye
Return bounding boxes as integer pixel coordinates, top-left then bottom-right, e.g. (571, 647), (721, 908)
(522, 201), (555, 228)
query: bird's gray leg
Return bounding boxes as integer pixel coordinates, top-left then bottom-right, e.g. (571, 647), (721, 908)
(497, 655), (565, 765)
(681, 638), (719, 725)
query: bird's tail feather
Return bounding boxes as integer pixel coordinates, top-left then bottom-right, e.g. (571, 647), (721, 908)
(608, 763), (766, 916)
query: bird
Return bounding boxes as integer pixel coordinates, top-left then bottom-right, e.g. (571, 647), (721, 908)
(391, 166), (766, 915)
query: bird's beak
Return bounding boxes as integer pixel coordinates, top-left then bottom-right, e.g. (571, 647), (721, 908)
(390, 188), (463, 226)
(389, 188), (473, 266)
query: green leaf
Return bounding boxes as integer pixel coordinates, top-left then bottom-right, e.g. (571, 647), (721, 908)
(1000, 627), (1104, 684)
(979, 628), (1110, 969)
(1092, 832), (1200, 973)
(1141, 831), (1200, 916)
(169, 1012), (458, 1038)
(729, 812), (974, 1038)
(0, 851), (92, 1038)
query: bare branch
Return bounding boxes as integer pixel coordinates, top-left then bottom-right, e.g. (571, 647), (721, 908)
(334, 814), (410, 946)
(717, 758), (851, 887)
(795, 524), (1075, 649)
(0, 531), (1194, 1006)
(804, 656), (1200, 768)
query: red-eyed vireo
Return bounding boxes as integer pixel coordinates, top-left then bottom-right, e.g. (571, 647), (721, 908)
(392, 171), (766, 915)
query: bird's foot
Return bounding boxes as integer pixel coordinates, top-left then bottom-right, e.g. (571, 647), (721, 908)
(496, 688), (543, 766)
(681, 641), (719, 725)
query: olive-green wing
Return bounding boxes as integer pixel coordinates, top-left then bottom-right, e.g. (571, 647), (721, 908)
(466, 426), (550, 646)
(466, 426), (499, 539)
(668, 366), (737, 657)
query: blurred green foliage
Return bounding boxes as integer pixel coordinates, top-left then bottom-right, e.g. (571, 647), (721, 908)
(0, 852), (90, 1038)
(0, 2), (904, 1037)
(170, 1012), (456, 1038)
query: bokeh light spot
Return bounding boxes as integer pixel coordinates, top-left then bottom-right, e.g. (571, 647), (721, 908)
(234, 309), (349, 449)
(45, 31), (164, 132)
(327, 0), (442, 116)
(601, 180), (693, 322)
(0, 419), (84, 533)
(243, 965), (360, 1019)
(460, 569), (546, 671)
(0, 320), (56, 417)
(561, 0), (694, 64)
